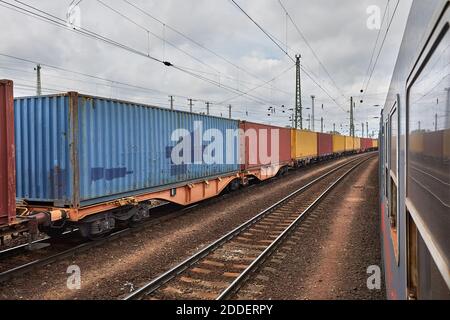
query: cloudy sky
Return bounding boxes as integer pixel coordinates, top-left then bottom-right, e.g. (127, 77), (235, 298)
(0, 0), (413, 137)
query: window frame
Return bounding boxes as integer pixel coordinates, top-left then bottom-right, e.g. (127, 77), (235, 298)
(388, 101), (400, 264)
(405, 2), (450, 290)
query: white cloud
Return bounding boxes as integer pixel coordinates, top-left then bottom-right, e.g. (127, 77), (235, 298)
(0, 0), (413, 136)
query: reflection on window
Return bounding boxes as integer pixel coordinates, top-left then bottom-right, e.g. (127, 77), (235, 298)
(407, 212), (450, 300)
(408, 30), (450, 283)
(390, 109), (398, 177)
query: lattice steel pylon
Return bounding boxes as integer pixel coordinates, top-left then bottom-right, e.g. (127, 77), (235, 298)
(294, 54), (302, 129)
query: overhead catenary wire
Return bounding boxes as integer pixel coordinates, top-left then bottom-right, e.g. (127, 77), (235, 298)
(0, 51), (280, 114)
(277, 0), (346, 102)
(229, 0), (347, 114)
(118, 0), (294, 98)
(361, 1), (390, 94)
(96, 0), (223, 76)
(121, 0), (291, 92)
(362, 0), (400, 100)
(2, 0), (165, 64)
(229, 0), (294, 63)
(0, 1), (286, 109)
(218, 64), (295, 105)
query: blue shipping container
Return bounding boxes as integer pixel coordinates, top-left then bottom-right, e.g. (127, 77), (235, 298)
(14, 93), (241, 208)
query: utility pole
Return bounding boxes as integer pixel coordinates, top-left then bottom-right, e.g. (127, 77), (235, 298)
(311, 95), (316, 132)
(350, 97), (355, 137)
(321, 117), (324, 133)
(295, 54), (303, 129)
(169, 96), (174, 110)
(362, 123), (364, 138)
(35, 64), (42, 96)
(228, 105), (232, 119)
(435, 113), (438, 131)
(206, 102), (210, 115)
(308, 114), (311, 130)
(188, 99), (193, 113)
(333, 123), (336, 133)
(366, 122), (369, 138)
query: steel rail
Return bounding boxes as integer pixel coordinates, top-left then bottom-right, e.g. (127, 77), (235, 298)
(0, 203), (194, 283)
(124, 153), (375, 300)
(0, 230), (77, 259)
(217, 154), (375, 299)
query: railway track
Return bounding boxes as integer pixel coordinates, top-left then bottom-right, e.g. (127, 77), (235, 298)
(0, 153), (372, 287)
(0, 203), (197, 283)
(125, 153), (375, 300)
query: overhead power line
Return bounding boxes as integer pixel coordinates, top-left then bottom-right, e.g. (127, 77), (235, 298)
(96, 0), (222, 75)
(229, 0), (294, 63)
(362, 0), (400, 101)
(121, 0), (293, 97)
(218, 64), (295, 104)
(361, 1), (390, 93)
(277, 0), (346, 101)
(229, 0), (347, 113)
(0, 1), (283, 107)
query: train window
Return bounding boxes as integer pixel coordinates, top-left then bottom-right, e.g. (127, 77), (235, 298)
(407, 18), (450, 291)
(387, 108), (399, 260)
(407, 211), (450, 300)
(385, 121), (389, 199)
(389, 108), (398, 177)
(407, 212), (419, 300)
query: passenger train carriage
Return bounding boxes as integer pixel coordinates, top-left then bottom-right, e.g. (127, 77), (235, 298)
(379, 0), (450, 300)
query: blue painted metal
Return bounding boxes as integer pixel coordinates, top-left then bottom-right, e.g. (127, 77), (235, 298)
(14, 94), (240, 208)
(14, 95), (73, 206)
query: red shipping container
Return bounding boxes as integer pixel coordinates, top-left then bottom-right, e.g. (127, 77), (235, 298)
(240, 121), (291, 170)
(317, 133), (333, 157)
(0, 80), (16, 226)
(361, 138), (372, 151)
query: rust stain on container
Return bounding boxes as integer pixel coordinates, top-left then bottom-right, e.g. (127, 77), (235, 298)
(0, 80), (16, 226)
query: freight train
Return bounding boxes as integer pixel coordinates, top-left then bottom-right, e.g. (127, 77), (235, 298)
(0, 82), (377, 242)
(378, 0), (449, 299)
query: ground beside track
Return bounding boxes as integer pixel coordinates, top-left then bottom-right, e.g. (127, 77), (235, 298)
(236, 157), (385, 300)
(0, 156), (363, 300)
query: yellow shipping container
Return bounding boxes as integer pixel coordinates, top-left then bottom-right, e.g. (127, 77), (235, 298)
(372, 139), (379, 149)
(354, 137), (361, 151)
(444, 129), (450, 161)
(332, 134), (346, 153)
(291, 129), (318, 160)
(409, 132), (424, 155)
(345, 136), (355, 152)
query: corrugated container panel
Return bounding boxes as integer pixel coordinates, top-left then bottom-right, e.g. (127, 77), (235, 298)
(332, 135), (345, 153)
(354, 137), (361, 151)
(240, 122), (291, 170)
(291, 130), (317, 160)
(317, 133), (333, 157)
(14, 93), (240, 208)
(345, 136), (355, 151)
(361, 138), (372, 150)
(373, 139), (379, 148)
(78, 96), (240, 205)
(14, 95), (73, 205)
